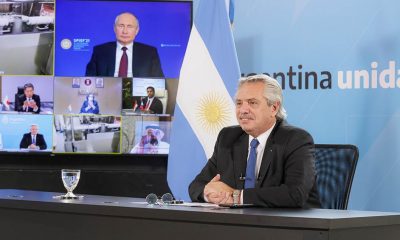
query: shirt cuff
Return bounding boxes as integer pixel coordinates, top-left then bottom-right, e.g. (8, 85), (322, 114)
(203, 192), (209, 202)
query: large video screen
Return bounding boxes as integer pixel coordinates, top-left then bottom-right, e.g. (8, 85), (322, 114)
(0, 0), (192, 156)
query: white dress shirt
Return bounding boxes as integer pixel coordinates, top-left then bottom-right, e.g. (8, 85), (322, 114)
(145, 97), (154, 110)
(114, 42), (133, 77)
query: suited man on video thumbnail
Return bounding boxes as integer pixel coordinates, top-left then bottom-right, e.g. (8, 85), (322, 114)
(85, 12), (164, 78)
(19, 124), (47, 150)
(16, 83), (41, 114)
(140, 86), (163, 114)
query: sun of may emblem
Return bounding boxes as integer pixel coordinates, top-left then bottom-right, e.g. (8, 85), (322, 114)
(196, 92), (232, 134)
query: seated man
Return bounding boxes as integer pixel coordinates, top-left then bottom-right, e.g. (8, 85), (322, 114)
(189, 75), (320, 208)
(16, 83), (41, 114)
(19, 124), (47, 150)
(140, 86), (163, 114)
(80, 94), (100, 114)
(85, 12), (164, 78)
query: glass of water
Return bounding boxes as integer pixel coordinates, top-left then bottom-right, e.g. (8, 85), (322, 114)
(61, 169), (81, 199)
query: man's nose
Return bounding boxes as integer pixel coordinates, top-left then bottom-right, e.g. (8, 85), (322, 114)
(239, 103), (250, 114)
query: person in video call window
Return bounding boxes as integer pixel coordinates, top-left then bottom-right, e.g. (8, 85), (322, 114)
(140, 86), (163, 114)
(16, 83), (41, 114)
(85, 12), (164, 78)
(80, 93), (100, 114)
(189, 74), (321, 208)
(130, 125), (169, 154)
(19, 124), (47, 150)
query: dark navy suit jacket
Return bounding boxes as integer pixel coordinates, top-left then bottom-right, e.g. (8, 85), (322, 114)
(16, 94), (41, 113)
(85, 41), (164, 77)
(189, 120), (321, 208)
(19, 133), (47, 150)
(141, 97), (163, 114)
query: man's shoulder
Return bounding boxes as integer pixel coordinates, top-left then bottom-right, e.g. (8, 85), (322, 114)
(219, 125), (245, 138)
(93, 41), (117, 50)
(274, 120), (313, 142)
(134, 42), (157, 51)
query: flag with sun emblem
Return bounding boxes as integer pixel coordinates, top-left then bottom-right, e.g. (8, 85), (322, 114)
(168, 0), (240, 200)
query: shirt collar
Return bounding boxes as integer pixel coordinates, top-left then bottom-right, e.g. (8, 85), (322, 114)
(117, 42), (133, 52)
(248, 122), (276, 147)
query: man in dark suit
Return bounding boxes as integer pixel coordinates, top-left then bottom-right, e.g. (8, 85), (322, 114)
(189, 75), (320, 208)
(16, 83), (41, 114)
(85, 12), (164, 78)
(140, 86), (163, 114)
(19, 124), (47, 150)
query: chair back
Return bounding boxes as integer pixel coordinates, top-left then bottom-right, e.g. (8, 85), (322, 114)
(314, 144), (359, 209)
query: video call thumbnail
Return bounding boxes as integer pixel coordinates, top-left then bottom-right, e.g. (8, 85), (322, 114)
(53, 115), (121, 153)
(0, 0), (54, 75)
(54, 77), (122, 115)
(0, 114), (53, 152)
(121, 116), (171, 155)
(55, 0), (191, 78)
(0, 76), (54, 114)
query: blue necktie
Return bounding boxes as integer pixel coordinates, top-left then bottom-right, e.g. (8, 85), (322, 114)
(244, 139), (260, 188)
(32, 136), (36, 144)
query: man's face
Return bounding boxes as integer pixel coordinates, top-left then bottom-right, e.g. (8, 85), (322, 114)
(114, 13), (139, 45)
(24, 87), (34, 98)
(147, 88), (155, 98)
(146, 128), (153, 136)
(30, 125), (38, 135)
(235, 82), (279, 137)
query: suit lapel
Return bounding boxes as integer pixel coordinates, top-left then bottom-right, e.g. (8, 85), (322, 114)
(132, 44), (139, 76)
(256, 141), (273, 187)
(232, 133), (248, 189)
(109, 42), (117, 76)
(256, 121), (282, 187)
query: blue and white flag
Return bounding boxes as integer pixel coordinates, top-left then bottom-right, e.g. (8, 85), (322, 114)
(168, 0), (241, 200)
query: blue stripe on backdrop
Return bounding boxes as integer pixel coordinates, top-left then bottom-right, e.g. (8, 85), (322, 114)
(194, 0), (241, 98)
(167, 106), (207, 200)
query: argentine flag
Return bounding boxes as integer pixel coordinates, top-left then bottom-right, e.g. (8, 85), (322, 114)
(168, 0), (240, 200)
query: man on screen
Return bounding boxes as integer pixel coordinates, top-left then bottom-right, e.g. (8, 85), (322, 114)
(19, 124), (47, 150)
(139, 86), (163, 114)
(189, 75), (321, 208)
(85, 12), (164, 78)
(131, 125), (169, 154)
(16, 83), (41, 114)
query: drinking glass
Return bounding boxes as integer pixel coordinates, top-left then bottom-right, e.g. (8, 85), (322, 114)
(61, 169), (81, 199)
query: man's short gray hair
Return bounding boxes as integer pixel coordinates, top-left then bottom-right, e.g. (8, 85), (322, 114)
(114, 12), (139, 26)
(238, 74), (287, 120)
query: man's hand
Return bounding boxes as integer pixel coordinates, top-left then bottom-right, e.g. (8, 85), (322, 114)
(29, 101), (37, 108)
(204, 174), (234, 204)
(28, 144), (37, 149)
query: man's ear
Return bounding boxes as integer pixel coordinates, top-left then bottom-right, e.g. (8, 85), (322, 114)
(272, 102), (280, 113)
